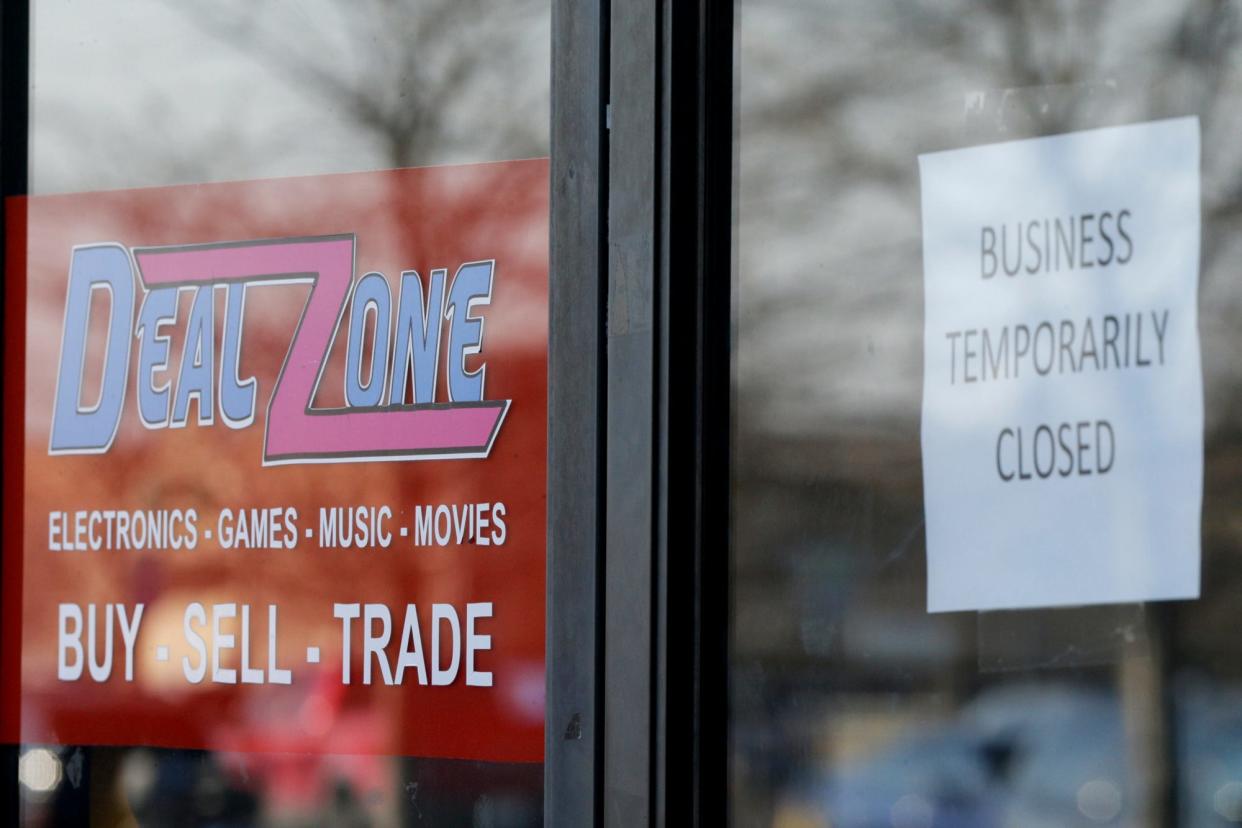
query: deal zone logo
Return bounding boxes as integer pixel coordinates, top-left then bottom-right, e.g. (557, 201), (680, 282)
(48, 235), (509, 465)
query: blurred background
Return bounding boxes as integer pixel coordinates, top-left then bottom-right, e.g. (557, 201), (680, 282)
(18, 2), (549, 826)
(733, 2), (1242, 826)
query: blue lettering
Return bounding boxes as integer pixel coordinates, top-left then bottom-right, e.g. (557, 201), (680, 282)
(389, 269), (446, 405)
(444, 261), (493, 403)
(219, 284), (256, 428)
(134, 287), (178, 428)
(171, 287), (214, 427)
(344, 272), (392, 408)
(50, 244), (134, 453)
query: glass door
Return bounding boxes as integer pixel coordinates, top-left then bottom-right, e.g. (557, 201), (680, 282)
(732, 3), (1242, 826)
(5, 3), (551, 824)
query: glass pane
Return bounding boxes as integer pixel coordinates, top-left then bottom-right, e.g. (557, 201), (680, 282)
(8, 2), (549, 825)
(30, 0), (549, 193)
(733, 3), (1242, 826)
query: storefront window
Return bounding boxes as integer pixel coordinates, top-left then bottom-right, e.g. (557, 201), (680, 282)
(733, 3), (1242, 825)
(8, 2), (550, 825)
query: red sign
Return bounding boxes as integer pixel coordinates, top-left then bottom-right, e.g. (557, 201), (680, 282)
(3, 160), (548, 762)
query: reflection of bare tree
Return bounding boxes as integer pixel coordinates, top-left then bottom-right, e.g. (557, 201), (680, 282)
(738, 0), (1242, 476)
(31, 0), (547, 193)
(735, 2), (1242, 826)
(175, 0), (547, 169)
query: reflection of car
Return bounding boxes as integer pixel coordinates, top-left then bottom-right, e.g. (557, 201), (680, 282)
(786, 680), (1242, 827)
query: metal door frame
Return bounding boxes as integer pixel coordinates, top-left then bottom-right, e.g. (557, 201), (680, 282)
(547, 1), (734, 824)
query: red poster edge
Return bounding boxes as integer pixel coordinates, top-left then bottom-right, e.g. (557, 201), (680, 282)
(2, 195), (26, 745)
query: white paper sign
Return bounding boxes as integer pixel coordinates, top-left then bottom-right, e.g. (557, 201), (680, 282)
(919, 117), (1202, 613)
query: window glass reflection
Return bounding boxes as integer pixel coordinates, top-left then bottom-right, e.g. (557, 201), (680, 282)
(18, 2), (549, 826)
(31, 0), (549, 193)
(733, 2), (1242, 826)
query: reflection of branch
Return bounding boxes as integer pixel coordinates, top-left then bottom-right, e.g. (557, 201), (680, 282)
(34, 97), (255, 189)
(175, 0), (546, 166)
(1167, 2), (1240, 287)
(178, 5), (417, 158)
(737, 0), (1242, 462)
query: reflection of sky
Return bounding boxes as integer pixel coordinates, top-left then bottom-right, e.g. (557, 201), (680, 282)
(31, 0), (549, 194)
